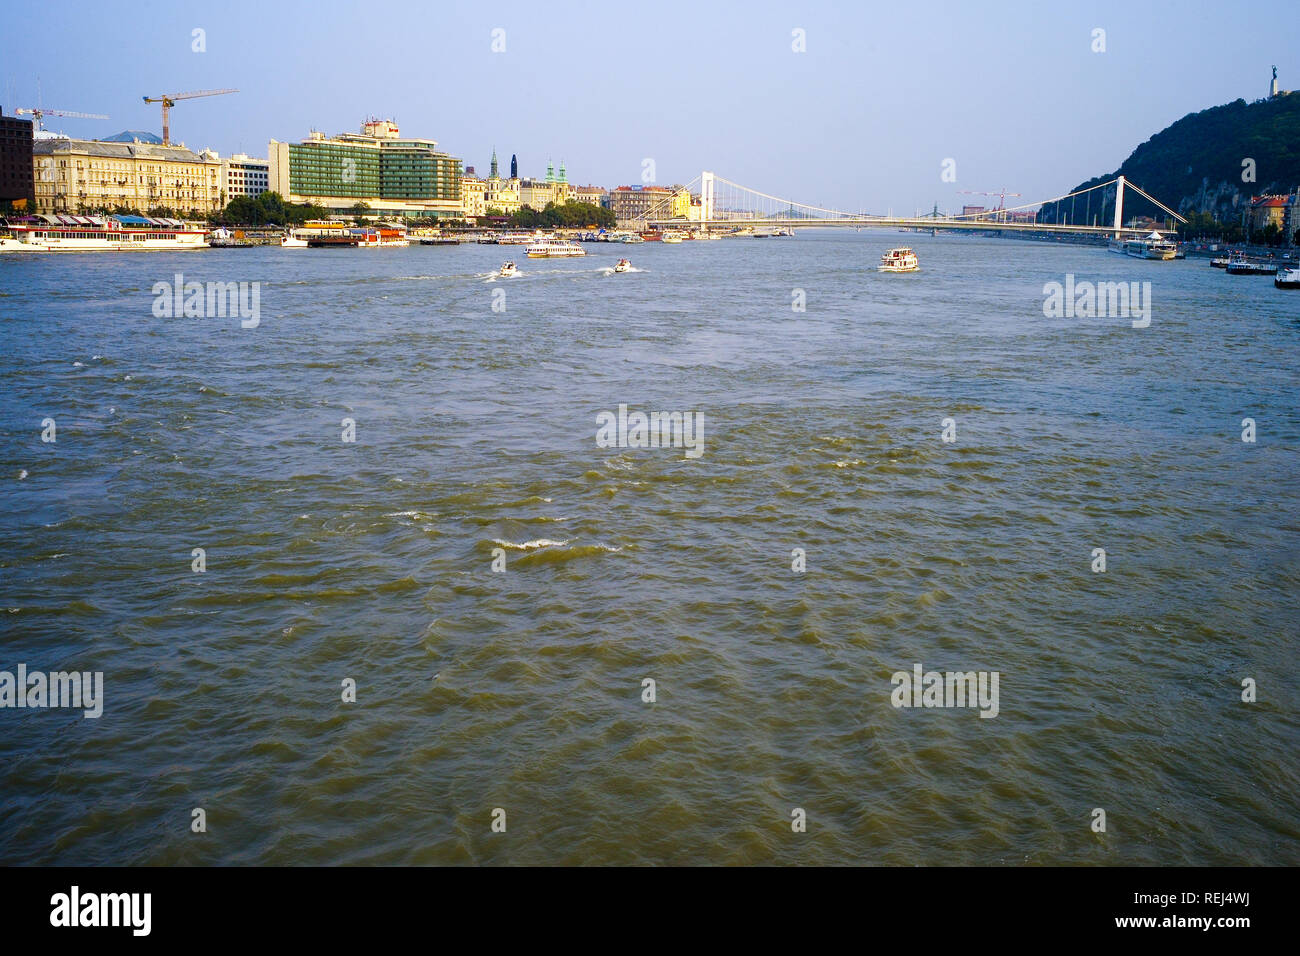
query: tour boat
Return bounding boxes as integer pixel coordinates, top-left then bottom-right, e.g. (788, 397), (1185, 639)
(1126, 231), (1178, 260)
(524, 239), (585, 258)
(281, 232), (308, 248)
(1224, 254), (1277, 276)
(660, 231), (685, 243)
(497, 232), (536, 245)
(1210, 256), (1230, 268)
(0, 214), (208, 252)
(1274, 266), (1300, 289)
(613, 258), (631, 273)
(878, 247), (919, 272)
(499, 261), (517, 277)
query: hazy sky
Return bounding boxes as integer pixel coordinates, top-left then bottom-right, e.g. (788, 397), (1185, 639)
(6, 0), (1295, 213)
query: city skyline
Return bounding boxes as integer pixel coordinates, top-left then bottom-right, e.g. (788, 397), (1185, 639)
(3, 0), (1299, 213)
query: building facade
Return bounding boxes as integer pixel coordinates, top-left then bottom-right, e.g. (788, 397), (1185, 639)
(221, 153), (269, 200)
(461, 173), (487, 219)
(31, 137), (221, 215)
(571, 185), (608, 209)
(609, 184), (675, 224)
(0, 108), (35, 209)
(268, 118), (463, 218)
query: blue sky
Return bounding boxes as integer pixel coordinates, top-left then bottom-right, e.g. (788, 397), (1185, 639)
(5, 0), (1295, 213)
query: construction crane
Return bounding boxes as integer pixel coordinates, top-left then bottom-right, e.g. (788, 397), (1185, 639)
(141, 89), (237, 145)
(14, 107), (109, 134)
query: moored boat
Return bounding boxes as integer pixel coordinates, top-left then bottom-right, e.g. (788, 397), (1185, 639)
(878, 247), (919, 272)
(1274, 266), (1300, 289)
(281, 232), (308, 248)
(0, 213), (208, 252)
(1224, 254), (1277, 276)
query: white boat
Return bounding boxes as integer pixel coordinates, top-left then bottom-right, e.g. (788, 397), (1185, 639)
(497, 231), (537, 245)
(525, 239), (585, 258)
(499, 261), (517, 277)
(1109, 231), (1177, 259)
(0, 213), (208, 252)
(878, 247), (919, 272)
(660, 231), (685, 243)
(613, 258), (631, 273)
(1275, 267), (1300, 289)
(281, 232), (308, 248)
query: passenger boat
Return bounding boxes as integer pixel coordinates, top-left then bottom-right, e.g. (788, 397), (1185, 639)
(499, 261), (517, 277)
(524, 239), (585, 258)
(1224, 254), (1277, 276)
(497, 231), (536, 245)
(281, 232), (308, 248)
(613, 258), (631, 273)
(0, 213), (208, 252)
(419, 235), (461, 245)
(878, 247), (919, 272)
(1210, 256), (1230, 268)
(1109, 231), (1178, 259)
(660, 231), (685, 243)
(1273, 266), (1300, 289)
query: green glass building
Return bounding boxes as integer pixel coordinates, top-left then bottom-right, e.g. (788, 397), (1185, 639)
(270, 119), (463, 219)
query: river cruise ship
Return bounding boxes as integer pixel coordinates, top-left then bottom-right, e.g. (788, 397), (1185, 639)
(0, 214), (208, 252)
(525, 239), (586, 258)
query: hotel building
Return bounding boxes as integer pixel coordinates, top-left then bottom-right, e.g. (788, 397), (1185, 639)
(30, 136), (222, 215)
(268, 118), (463, 219)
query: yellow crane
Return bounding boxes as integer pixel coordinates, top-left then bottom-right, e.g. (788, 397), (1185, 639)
(141, 88), (237, 145)
(14, 107), (109, 134)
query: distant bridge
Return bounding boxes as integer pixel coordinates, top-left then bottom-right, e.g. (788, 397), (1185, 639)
(644, 173), (1186, 237)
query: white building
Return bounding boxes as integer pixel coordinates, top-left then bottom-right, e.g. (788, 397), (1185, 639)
(221, 153), (269, 201)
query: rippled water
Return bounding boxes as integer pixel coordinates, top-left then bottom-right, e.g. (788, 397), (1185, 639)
(1, 233), (1297, 865)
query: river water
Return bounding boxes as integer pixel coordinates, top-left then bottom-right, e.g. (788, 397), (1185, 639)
(1, 232), (1297, 865)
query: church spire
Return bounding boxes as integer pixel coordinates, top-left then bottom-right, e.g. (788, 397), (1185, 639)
(490, 147), (498, 179)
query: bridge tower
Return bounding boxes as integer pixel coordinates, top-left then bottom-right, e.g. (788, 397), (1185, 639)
(701, 171), (715, 223)
(1113, 175), (1125, 239)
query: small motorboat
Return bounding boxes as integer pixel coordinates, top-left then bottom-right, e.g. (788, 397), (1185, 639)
(878, 247), (919, 272)
(1275, 267), (1300, 289)
(499, 261), (517, 277)
(281, 232), (308, 248)
(613, 258), (631, 273)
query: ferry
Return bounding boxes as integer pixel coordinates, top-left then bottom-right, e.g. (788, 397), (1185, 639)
(1224, 254), (1276, 276)
(0, 213), (208, 252)
(281, 232), (308, 248)
(878, 247), (919, 272)
(613, 258), (631, 273)
(498, 231), (537, 245)
(525, 239), (585, 258)
(499, 261), (517, 277)
(660, 231), (685, 243)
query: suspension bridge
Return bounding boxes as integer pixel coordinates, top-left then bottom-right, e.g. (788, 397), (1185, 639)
(642, 173), (1187, 238)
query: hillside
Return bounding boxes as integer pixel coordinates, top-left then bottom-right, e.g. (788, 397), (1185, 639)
(1037, 93), (1300, 228)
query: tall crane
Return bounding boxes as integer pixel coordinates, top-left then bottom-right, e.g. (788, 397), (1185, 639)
(141, 89), (237, 145)
(14, 107), (109, 134)
(958, 188), (1023, 222)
